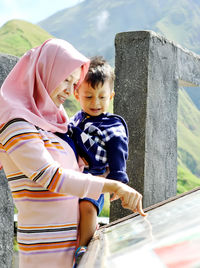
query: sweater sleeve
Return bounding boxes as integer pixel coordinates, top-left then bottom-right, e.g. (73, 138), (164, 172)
(105, 119), (129, 184)
(0, 119), (104, 200)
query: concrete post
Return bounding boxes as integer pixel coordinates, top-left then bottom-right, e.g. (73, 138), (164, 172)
(0, 170), (14, 268)
(110, 31), (200, 222)
(0, 53), (18, 267)
(110, 31), (179, 221)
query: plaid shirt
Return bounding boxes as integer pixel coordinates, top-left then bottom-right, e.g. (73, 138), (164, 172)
(68, 111), (129, 183)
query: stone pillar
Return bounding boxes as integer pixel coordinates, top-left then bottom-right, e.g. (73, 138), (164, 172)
(0, 53), (19, 85)
(110, 31), (178, 221)
(0, 53), (18, 267)
(0, 170), (14, 268)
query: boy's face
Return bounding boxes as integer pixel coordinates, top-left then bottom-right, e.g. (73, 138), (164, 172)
(75, 80), (114, 116)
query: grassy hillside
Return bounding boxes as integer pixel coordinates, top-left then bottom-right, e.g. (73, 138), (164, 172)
(63, 96), (81, 118)
(178, 89), (200, 176)
(177, 88), (200, 192)
(0, 20), (53, 57)
(177, 166), (200, 194)
(155, 1), (200, 55)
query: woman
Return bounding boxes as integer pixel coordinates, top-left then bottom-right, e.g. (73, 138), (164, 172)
(0, 39), (146, 268)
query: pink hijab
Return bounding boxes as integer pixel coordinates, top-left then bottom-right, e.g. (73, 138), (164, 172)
(0, 38), (90, 133)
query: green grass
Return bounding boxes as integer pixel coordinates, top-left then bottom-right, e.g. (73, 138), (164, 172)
(0, 19), (53, 57)
(177, 165), (200, 194)
(63, 95), (81, 118)
(13, 237), (19, 252)
(177, 88), (200, 179)
(99, 193), (110, 217)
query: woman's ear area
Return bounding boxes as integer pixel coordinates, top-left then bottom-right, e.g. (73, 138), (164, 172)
(74, 89), (80, 101)
(110, 91), (115, 100)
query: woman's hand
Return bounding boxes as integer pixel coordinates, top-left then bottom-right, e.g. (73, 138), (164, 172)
(102, 180), (147, 217)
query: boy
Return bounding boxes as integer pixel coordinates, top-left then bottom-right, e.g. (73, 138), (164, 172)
(69, 56), (129, 266)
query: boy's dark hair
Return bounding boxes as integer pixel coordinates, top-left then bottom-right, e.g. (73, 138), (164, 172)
(85, 56), (115, 90)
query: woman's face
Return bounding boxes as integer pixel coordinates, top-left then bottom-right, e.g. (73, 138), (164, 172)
(50, 67), (81, 107)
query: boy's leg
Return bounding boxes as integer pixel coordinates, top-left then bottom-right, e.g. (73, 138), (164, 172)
(73, 195), (104, 267)
(79, 200), (98, 246)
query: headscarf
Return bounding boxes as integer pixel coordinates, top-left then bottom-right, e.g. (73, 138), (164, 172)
(0, 38), (90, 133)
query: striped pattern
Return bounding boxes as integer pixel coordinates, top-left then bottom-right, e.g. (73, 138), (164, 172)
(7, 171), (68, 202)
(0, 119), (66, 154)
(0, 119), (79, 261)
(17, 223), (77, 254)
(0, 119), (70, 196)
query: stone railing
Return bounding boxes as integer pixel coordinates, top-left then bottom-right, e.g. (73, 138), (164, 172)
(0, 53), (18, 268)
(111, 30), (200, 221)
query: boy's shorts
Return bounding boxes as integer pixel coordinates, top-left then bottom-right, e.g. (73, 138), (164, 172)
(79, 194), (104, 216)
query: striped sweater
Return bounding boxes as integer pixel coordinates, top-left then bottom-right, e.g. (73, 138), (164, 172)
(0, 118), (104, 268)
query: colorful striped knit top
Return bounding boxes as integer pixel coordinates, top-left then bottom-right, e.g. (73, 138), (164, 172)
(0, 118), (104, 268)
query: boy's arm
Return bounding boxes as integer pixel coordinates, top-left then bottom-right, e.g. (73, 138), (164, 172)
(105, 120), (129, 184)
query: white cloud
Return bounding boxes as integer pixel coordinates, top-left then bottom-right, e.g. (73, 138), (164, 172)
(97, 10), (110, 32)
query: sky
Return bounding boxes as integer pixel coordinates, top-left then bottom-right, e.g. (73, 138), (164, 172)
(0, 0), (84, 27)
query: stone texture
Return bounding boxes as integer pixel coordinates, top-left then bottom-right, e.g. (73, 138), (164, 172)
(0, 170), (14, 268)
(110, 31), (183, 221)
(0, 53), (18, 268)
(0, 53), (18, 87)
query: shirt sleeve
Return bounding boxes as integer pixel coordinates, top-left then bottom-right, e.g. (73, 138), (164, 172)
(105, 120), (129, 184)
(0, 119), (104, 200)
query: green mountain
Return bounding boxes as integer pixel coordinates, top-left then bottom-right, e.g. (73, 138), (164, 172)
(177, 89), (200, 192)
(38, 0), (200, 64)
(0, 20), (53, 57)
